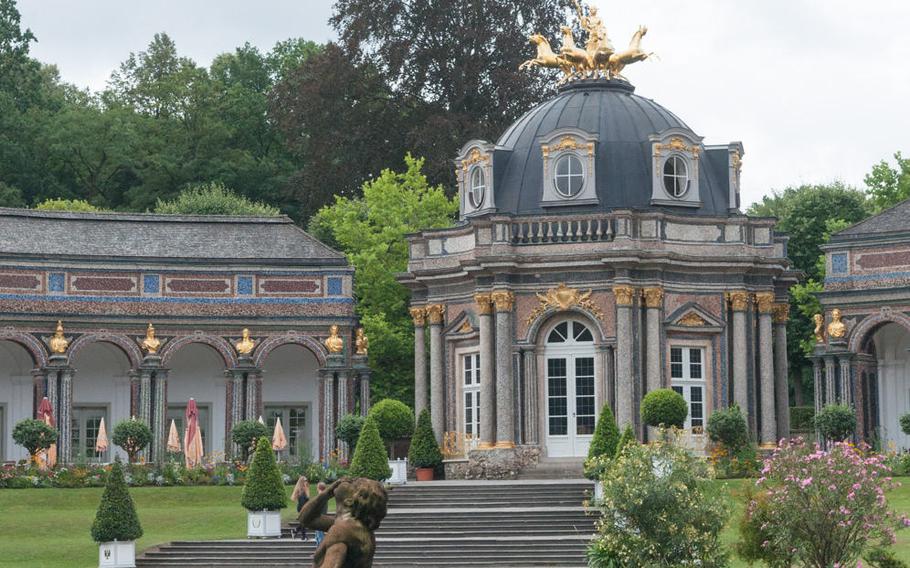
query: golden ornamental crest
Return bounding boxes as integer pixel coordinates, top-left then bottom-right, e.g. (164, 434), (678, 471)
(520, 1), (654, 84)
(526, 283), (604, 326)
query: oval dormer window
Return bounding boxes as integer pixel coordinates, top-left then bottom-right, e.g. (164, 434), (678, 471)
(469, 167), (486, 209)
(554, 154), (584, 198)
(663, 155), (689, 197)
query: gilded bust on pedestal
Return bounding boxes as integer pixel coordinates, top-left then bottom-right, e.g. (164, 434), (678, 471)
(827, 309), (847, 340)
(355, 328), (369, 355)
(141, 323), (160, 354)
(235, 328), (256, 355)
(49, 321), (69, 354)
(325, 325), (344, 354)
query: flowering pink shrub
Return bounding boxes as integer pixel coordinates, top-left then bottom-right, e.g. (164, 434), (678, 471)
(741, 438), (907, 568)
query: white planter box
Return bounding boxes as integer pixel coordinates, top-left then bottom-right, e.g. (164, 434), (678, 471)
(594, 482), (604, 502)
(98, 540), (135, 568)
(388, 458), (408, 485)
(247, 510), (282, 538)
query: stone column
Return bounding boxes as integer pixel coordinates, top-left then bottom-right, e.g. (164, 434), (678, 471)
(755, 292), (777, 447)
(58, 368), (74, 464)
(426, 304), (447, 444)
(605, 347), (615, 412)
(359, 371), (371, 417)
(320, 370), (335, 460)
(824, 357), (837, 405)
(812, 359), (823, 412)
(839, 357), (853, 406)
(410, 307), (428, 418)
(336, 370), (349, 458)
(491, 290), (515, 448)
(139, 369), (153, 425)
(613, 285), (636, 429)
(772, 303), (791, 439)
(474, 292), (496, 449)
(642, 287), (664, 393)
(151, 370), (168, 463)
(245, 371), (263, 421)
(522, 349), (538, 445)
(728, 291), (751, 422)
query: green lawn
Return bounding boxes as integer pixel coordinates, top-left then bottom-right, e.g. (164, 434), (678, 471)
(1, 481), (909, 567)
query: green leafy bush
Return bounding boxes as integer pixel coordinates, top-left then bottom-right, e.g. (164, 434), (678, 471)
(349, 416), (392, 481)
(336, 414), (365, 451)
(154, 182), (280, 216)
(112, 419), (152, 464)
(231, 420), (269, 461)
(615, 424), (637, 457)
(789, 405), (815, 431)
(368, 398), (415, 445)
(900, 413), (910, 436)
(241, 437), (287, 511)
(12, 418), (58, 456)
(408, 409), (443, 469)
(735, 486), (795, 567)
(90, 459), (143, 542)
(587, 438), (729, 566)
(865, 548), (910, 568)
(640, 388), (688, 429)
(584, 403), (620, 480)
(35, 198), (105, 212)
(814, 404), (856, 442)
(706, 405), (750, 452)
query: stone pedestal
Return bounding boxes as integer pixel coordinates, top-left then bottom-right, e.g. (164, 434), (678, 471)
(444, 446), (540, 480)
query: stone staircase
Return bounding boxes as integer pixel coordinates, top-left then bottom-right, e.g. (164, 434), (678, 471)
(517, 457), (586, 479)
(137, 479), (596, 567)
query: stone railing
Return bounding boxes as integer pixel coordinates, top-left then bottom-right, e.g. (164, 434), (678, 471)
(506, 215), (614, 244)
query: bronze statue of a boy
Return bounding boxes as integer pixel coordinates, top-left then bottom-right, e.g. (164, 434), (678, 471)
(298, 477), (388, 568)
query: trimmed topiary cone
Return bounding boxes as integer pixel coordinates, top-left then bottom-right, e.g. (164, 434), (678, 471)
(588, 403), (620, 461)
(241, 437), (287, 511)
(91, 458), (143, 543)
(409, 409), (443, 469)
(350, 415), (392, 481)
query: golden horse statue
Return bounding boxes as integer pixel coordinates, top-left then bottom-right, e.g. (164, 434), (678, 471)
(519, 34), (573, 81)
(607, 26), (655, 80)
(559, 26), (593, 77)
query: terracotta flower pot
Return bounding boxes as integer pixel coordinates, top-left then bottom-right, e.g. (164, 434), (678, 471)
(415, 467), (434, 481)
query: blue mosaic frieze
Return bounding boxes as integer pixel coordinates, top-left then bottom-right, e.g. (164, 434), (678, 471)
(327, 277), (343, 296)
(48, 273), (65, 292)
(143, 274), (160, 294)
(237, 276), (253, 295)
(831, 253), (848, 275)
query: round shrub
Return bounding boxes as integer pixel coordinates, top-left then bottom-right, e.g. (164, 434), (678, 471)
(336, 414), (366, 451)
(112, 419), (152, 464)
(640, 388), (688, 429)
(349, 416), (392, 481)
(231, 420), (269, 461)
(789, 405), (815, 432)
(368, 399), (415, 443)
(12, 418), (58, 457)
(91, 459), (143, 543)
(814, 404), (856, 442)
(408, 409), (443, 469)
(706, 405), (750, 452)
(900, 413), (910, 437)
(241, 437), (287, 511)
(588, 438), (729, 566)
(584, 403), (620, 480)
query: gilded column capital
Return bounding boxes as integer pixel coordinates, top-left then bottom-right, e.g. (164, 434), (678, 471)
(755, 292), (775, 314)
(426, 304), (446, 325)
(772, 303), (790, 324)
(726, 290), (751, 312)
(490, 290), (515, 312)
(409, 306), (427, 327)
(474, 293), (494, 315)
(641, 287), (664, 309)
(613, 285), (636, 307)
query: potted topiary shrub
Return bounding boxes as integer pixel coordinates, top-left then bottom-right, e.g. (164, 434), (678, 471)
(409, 409), (443, 481)
(231, 420), (269, 461)
(368, 399), (415, 483)
(336, 413), (365, 455)
(584, 403), (620, 500)
(814, 404), (856, 445)
(349, 415), (392, 482)
(241, 437), (287, 537)
(112, 419), (152, 464)
(91, 458), (142, 567)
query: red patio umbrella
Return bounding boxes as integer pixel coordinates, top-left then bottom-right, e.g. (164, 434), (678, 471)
(183, 398), (204, 469)
(36, 397), (57, 469)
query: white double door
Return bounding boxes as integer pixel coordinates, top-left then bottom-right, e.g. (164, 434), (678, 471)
(545, 351), (597, 457)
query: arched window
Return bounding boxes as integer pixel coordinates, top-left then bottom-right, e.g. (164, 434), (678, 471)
(469, 167), (485, 208)
(663, 155), (689, 197)
(554, 154), (585, 198)
(547, 320), (594, 344)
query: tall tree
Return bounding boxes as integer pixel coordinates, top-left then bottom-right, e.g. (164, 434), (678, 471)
(865, 151), (910, 213)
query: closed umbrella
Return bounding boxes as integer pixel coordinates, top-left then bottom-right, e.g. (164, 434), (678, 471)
(272, 417), (288, 452)
(184, 399), (204, 469)
(95, 417), (109, 456)
(36, 397), (56, 470)
(166, 419), (181, 453)
(257, 415), (265, 425)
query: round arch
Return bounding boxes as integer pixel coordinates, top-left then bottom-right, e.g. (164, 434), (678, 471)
(160, 334), (237, 368)
(68, 333), (143, 369)
(848, 310), (910, 353)
(0, 328), (47, 368)
(253, 334), (327, 368)
(527, 308), (607, 346)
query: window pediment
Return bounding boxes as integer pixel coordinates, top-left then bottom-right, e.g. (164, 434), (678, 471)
(539, 128), (598, 208)
(650, 129), (703, 208)
(456, 141), (497, 219)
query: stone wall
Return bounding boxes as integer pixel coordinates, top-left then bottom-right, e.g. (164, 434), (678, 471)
(444, 446), (540, 480)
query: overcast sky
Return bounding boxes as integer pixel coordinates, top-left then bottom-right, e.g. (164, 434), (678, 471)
(17, 0), (910, 207)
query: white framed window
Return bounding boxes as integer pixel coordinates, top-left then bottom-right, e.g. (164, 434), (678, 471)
(670, 346), (705, 432)
(469, 167), (486, 209)
(71, 406), (107, 463)
(265, 405), (309, 458)
(554, 154), (585, 198)
(463, 353), (481, 438)
(663, 155), (689, 197)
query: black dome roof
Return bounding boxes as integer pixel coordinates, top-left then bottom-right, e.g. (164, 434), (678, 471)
(490, 79), (732, 216)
